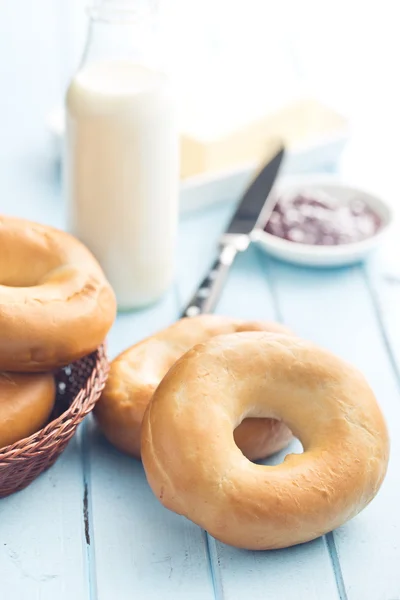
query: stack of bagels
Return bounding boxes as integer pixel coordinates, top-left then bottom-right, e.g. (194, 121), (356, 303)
(0, 214), (390, 550)
(0, 215), (116, 449)
(95, 314), (390, 550)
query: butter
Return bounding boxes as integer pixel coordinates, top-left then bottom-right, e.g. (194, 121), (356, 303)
(180, 98), (348, 179)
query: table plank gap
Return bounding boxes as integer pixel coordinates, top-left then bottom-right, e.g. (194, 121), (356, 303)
(264, 258), (400, 600)
(174, 208), (339, 600)
(254, 247), (285, 323)
(88, 282), (216, 600)
(204, 532), (225, 600)
(362, 263), (400, 389)
(265, 257), (347, 600)
(79, 422), (98, 600)
(0, 440), (90, 600)
(325, 533), (348, 600)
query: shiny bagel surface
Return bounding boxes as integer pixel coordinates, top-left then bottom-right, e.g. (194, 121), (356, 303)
(141, 332), (389, 550)
(0, 215), (116, 371)
(94, 315), (293, 459)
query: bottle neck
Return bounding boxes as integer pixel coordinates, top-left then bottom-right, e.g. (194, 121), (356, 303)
(80, 6), (161, 71)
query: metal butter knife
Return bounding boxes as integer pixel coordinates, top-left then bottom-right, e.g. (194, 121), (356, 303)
(181, 144), (285, 318)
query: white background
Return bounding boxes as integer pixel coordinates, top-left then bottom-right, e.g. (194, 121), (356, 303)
(2, 0), (400, 200)
(56, 1), (400, 187)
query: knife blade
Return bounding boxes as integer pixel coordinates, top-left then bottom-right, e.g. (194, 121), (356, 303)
(181, 143), (285, 317)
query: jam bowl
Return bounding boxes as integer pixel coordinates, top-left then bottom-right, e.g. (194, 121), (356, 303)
(252, 174), (394, 267)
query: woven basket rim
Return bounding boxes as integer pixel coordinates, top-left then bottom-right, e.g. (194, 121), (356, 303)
(0, 344), (108, 460)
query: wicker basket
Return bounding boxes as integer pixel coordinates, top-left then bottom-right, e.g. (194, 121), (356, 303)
(0, 345), (109, 498)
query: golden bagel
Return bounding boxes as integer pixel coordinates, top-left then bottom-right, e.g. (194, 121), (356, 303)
(0, 371), (56, 448)
(0, 215), (116, 371)
(142, 332), (389, 550)
(94, 315), (293, 459)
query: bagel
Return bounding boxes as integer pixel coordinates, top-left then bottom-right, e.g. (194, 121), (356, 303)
(0, 372), (56, 448)
(0, 215), (116, 371)
(94, 315), (293, 459)
(141, 332), (389, 550)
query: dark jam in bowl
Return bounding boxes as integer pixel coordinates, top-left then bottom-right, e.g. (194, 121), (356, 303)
(265, 190), (382, 246)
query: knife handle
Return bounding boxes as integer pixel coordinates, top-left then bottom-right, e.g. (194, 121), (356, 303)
(180, 245), (238, 318)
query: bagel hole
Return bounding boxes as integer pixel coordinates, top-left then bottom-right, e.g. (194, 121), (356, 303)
(259, 437), (303, 467)
(233, 417), (303, 465)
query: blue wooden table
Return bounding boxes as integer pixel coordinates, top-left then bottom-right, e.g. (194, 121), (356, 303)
(1, 4), (400, 599)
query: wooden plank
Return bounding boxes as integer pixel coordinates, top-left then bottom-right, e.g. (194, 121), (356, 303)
(265, 257), (400, 600)
(88, 209), (229, 599)
(88, 419), (215, 600)
(366, 241), (400, 378)
(106, 288), (181, 360)
(176, 201), (234, 308)
(0, 442), (89, 600)
(210, 438), (339, 600)
(88, 291), (216, 600)
(173, 208), (339, 599)
(216, 246), (279, 320)
(0, 5), (99, 598)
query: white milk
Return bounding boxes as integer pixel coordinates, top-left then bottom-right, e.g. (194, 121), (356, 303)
(65, 59), (179, 310)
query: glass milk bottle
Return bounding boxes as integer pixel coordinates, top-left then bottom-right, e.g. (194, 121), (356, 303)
(64, 0), (179, 310)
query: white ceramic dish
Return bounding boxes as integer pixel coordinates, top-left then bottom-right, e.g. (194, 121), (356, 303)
(252, 174), (394, 267)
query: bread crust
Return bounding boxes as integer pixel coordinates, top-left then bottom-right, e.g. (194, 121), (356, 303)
(0, 371), (56, 448)
(142, 332), (390, 550)
(95, 315), (293, 459)
(0, 215), (116, 371)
